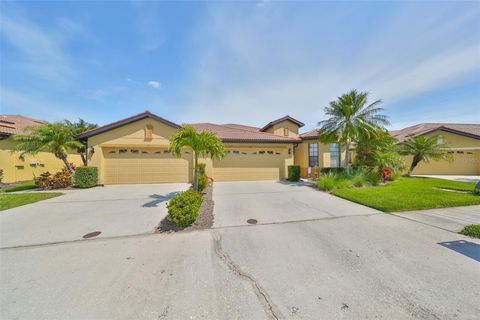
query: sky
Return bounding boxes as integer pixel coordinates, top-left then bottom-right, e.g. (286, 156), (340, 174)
(0, 1), (479, 131)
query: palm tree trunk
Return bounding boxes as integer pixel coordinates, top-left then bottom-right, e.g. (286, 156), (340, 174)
(60, 156), (74, 173)
(408, 156), (420, 176)
(193, 152), (199, 191)
(345, 142), (351, 175)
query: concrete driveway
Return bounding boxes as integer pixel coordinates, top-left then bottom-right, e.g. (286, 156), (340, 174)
(213, 180), (380, 227)
(0, 183), (189, 248)
(1, 181), (480, 319)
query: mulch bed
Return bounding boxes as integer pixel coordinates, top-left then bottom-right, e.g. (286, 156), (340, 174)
(156, 182), (214, 233)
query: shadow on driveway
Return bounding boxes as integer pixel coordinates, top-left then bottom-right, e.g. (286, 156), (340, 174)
(142, 192), (180, 208)
(438, 240), (480, 262)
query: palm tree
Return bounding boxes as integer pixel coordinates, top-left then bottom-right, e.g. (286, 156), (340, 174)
(399, 135), (452, 175)
(12, 122), (83, 173)
(64, 119), (97, 166)
(318, 90), (390, 174)
(170, 125), (226, 191)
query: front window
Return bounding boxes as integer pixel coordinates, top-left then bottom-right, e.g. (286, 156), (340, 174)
(330, 143), (340, 167)
(308, 143), (318, 167)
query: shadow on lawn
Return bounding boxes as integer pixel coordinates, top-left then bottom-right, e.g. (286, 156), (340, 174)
(142, 191), (181, 208)
(438, 240), (480, 262)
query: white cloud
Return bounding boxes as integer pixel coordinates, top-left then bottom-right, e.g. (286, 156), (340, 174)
(147, 81), (161, 89)
(179, 3), (480, 128)
(0, 5), (75, 83)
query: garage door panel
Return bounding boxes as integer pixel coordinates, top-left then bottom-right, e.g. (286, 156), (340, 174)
(412, 152), (479, 175)
(103, 148), (191, 184)
(212, 148), (285, 181)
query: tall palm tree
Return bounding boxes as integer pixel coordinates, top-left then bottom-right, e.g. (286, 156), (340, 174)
(64, 119), (97, 166)
(318, 90), (390, 174)
(170, 125), (226, 191)
(12, 122), (83, 173)
(399, 135), (452, 175)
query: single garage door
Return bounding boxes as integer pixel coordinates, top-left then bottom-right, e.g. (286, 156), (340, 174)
(103, 147), (191, 184)
(413, 150), (479, 175)
(213, 148), (285, 181)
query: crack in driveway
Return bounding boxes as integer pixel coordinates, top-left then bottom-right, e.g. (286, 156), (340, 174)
(211, 230), (283, 320)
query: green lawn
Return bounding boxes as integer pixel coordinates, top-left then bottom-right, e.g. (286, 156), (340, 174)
(332, 177), (480, 212)
(0, 180), (37, 193)
(0, 193), (62, 211)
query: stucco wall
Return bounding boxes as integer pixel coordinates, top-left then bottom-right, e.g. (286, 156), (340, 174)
(0, 138), (82, 183)
(294, 140), (346, 177)
(264, 120), (300, 138)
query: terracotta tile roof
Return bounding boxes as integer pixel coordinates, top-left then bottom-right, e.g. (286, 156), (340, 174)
(260, 115), (305, 132)
(222, 123), (261, 132)
(191, 123), (301, 143)
(391, 123), (480, 141)
(0, 114), (45, 136)
(300, 128), (320, 140)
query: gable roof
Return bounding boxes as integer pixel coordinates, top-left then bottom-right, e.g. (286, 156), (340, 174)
(0, 114), (45, 137)
(260, 115), (305, 132)
(391, 123), (480, 142)
(300, 128), (320, 140)
(191, 123), (301, 143)
(77, 110), (181, 139)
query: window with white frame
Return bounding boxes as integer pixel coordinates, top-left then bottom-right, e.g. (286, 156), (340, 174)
(330, 143), (340, 167)
(308, 143), (318, 167)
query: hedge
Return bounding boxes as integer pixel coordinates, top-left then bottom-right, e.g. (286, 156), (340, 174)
(287, 165), (300, 181)
(74, 167), (98, 188)
(167, 189), (202, 227)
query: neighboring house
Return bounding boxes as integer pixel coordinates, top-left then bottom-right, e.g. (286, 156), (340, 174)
(0, 115), (82, 183)
(391, 123), (480, 175)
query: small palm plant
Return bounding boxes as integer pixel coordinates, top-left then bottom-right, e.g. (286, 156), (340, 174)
(170, 125), (226, 191)
(318, 90), (390, 175)
(64, 119), (97, 166)
(399, 135), (452, 175)
(12, 122), (83, 173)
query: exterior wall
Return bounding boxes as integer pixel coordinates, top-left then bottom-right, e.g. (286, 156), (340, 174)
(264, 120), (300, 138)
(210, 143), (294, 181)
(294, 140), (346, 177)
(0, 138), (82, 183)
(87, 118), (193, 184)
(406, 131), (480, 175)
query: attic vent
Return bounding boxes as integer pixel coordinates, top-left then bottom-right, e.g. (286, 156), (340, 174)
(144, 124), (153, 139)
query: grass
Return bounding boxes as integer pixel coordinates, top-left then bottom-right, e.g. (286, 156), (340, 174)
(0, 193), (62, 211)
(332, 177), (480, 212)
(0, 180), (37, 193)
(460, 224), (480, 239)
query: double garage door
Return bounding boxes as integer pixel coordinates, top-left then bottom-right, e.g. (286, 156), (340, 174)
(103, 147), (191, 184)
(102, 147), (287, 184)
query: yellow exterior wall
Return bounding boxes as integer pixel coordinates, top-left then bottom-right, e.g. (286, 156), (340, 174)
(264, 120), (300, 138)
(294, 140), (346, 177)
(87, 118), (194, 184)
(407, 130), (480, 175)
(0, 138), (83, 183)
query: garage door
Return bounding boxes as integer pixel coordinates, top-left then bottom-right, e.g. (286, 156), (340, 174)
(412, 151), (479, 175)
(213, 148), (285, 181)
(103, 147), (191, 184)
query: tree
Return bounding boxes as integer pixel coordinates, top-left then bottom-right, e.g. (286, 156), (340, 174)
(170, 125), (226, 191)
(64, 119), (97, 166)
(399, 135), (452, 175)
(12, 122), (83, 173)
(355, 129), (398, 166)
(318, 90), (390, 174)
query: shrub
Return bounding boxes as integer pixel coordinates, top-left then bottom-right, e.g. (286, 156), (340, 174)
(196, 163), (208, 192)
(74, 167), (98, 188)
(316, 174), (337, 191)
(167, 189), (203, 227)
(35, 168), (72, 189)
(474, 182), (480, 196)
(320, 167), (345, 175)
(351, 173), (368, 187)
(336, 178), (353, 189)
(288, 165), (300, 181)
(460, 224), (480, 238)
(365, 171), (381, 186)
(0, 168), (3, 183)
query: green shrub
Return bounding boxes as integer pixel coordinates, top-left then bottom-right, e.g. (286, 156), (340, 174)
(351, 173), (368, 187)
(167, 189), (203, 227)
(196, 163), (208, 192)
(316, 174), (337, 191)
(473, 182), (480, 196)
(336, 178), (354, 189)
(74, 167), (98, 188)
(320, 167), (345, 175)
(365, 171), (381, 186)
(460, 224), (480, 238)
(288, 165), (300, 181)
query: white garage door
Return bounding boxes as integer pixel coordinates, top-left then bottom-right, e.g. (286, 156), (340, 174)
(103, 147), (191, 184)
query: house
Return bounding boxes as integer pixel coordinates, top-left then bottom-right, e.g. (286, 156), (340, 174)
(391, 123), (480, 175)
(0, 115), (83, 183)
(3, 111), (479, 184)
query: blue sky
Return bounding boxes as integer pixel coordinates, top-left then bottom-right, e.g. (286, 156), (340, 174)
(1, 1), (479, 131)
